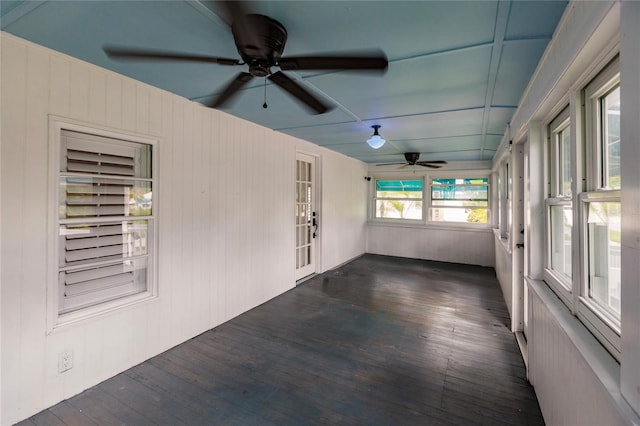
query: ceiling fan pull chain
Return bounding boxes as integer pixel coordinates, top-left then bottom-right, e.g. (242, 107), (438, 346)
(263, 77), (268, 109)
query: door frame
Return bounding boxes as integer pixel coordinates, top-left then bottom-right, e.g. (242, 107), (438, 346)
(295, 151), (322, 282)
(512, 140), (526, 334)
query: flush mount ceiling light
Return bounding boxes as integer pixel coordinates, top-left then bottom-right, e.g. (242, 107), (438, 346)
(367, 125), (386, 149)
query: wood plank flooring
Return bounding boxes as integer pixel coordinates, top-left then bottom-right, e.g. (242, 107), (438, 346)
(19, 254), (544, 425)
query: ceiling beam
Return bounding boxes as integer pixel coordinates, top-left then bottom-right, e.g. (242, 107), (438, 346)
(480, 0), (512, 159)
(0, 1), (46, 28)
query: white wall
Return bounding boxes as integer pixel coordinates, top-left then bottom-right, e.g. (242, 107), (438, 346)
(366, 163), (495, 267)
(494, 237), (513, 317)
(367, 225), (494, 267)
(321, 154), (368, 271)
(0, 32), (367, 424)
(528, 280), (630, 426)
(492, 1), (640, 424)
(619, 0), (640, 414)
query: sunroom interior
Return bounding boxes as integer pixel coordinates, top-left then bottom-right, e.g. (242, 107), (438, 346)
(1, 1), (640, 425)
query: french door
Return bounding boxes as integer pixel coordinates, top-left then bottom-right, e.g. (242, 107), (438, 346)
(295, 153), (318, 281)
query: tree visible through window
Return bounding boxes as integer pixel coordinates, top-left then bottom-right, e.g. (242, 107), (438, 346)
(374, 179), (423, 220)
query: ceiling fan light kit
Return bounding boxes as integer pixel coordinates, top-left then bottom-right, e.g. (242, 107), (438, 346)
(367, 125), (386, 149)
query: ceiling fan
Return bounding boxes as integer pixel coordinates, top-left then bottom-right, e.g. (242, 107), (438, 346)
(377, 152), (448, 168)
(103, 1), (388, 114)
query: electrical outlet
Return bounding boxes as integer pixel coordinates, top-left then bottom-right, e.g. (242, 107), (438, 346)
(58, 350), (73, 373)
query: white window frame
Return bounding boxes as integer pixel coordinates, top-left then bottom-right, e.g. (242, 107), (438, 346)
(499, 160), (512, 240)
(47, 118), (158, 332)
(544, 106), (573, 301)
(427, 175), (491, 226)
(370, 172), (491, 228)
(577, 56), (621, 355)
(371, 176), (424, 223)
(542, 55), (621, 358)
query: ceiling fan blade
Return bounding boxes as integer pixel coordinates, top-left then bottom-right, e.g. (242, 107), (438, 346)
(278, 52), (388, 72)
(375, 162), (406, 166)
(417, 163), (443, 168)
(268, 71), (332, 114)
(209, 72), (254, 108)
(103, 46), (240, 65)
(417, 160), (448, 165)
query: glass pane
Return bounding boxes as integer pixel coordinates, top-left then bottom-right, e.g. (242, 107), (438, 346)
(376, 180), (422, 198)
(431, 178), (488, 203)
(432, 200), (488, 207)
(559, 127), (572, 196)
(432, 178), (488, 186)
(602, 86), (620, 189)
(430, 207), (487, 223)
(587, 201), (621, 315)
(59, 220), (149, 268)
(61, 131), (152, 179)
(549, 205), (572, 283)
(431, 185), (488, 201)
(375, 200), (422, 219)
(60, 256), (148, 314)
(60, 177), (152, 219)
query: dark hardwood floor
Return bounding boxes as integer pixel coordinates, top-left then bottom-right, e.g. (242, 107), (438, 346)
(20, 254), (544, 425)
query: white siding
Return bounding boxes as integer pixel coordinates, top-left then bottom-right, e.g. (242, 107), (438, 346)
(620, 0), (640, 414)
(367, 225), (495, 267)
(528, 280), (630, 426)
(0, 32), (367, 424)
(492, 1), (640, 424)
(494, 237), (513, 317)
(366, 163), (495, 267)
(321, 153), (368, 270)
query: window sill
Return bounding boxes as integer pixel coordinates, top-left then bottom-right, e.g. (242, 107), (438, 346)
(367, 220), (493, 233)
(48, 291), (158, 334)
(492, 228), (512, 254)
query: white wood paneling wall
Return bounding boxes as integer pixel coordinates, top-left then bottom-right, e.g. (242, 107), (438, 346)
(491, 1), (640, 424)
(321, 154), (368, 270)
(528, 281), (630, 425)
(0, 32), (367, 424)
(367, 225), (495, 267)
(494, 237), (513, 318)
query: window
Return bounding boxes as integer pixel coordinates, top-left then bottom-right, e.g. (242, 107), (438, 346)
(581, 56), (621, 334)
(546, 106), (573, 291)
(499, 161), (512, 239)
(55, 128), (156, 321)
(542, 56), (621, 357)
(430, 177), (488, 223)
(374, 179), (423, 220)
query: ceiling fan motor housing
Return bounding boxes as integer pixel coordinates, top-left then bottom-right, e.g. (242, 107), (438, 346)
(404, 152), (420, 164)
(232, 14), (288, 77)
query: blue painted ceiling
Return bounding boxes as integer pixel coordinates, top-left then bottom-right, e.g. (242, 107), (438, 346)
(1, 0), (567, 164)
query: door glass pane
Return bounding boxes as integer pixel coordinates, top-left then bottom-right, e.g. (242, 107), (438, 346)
(295, 158), (313, 273)
(587, 201), (621, 314)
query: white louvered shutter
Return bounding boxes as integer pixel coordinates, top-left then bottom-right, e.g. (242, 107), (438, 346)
(58, 130), (153, 314)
